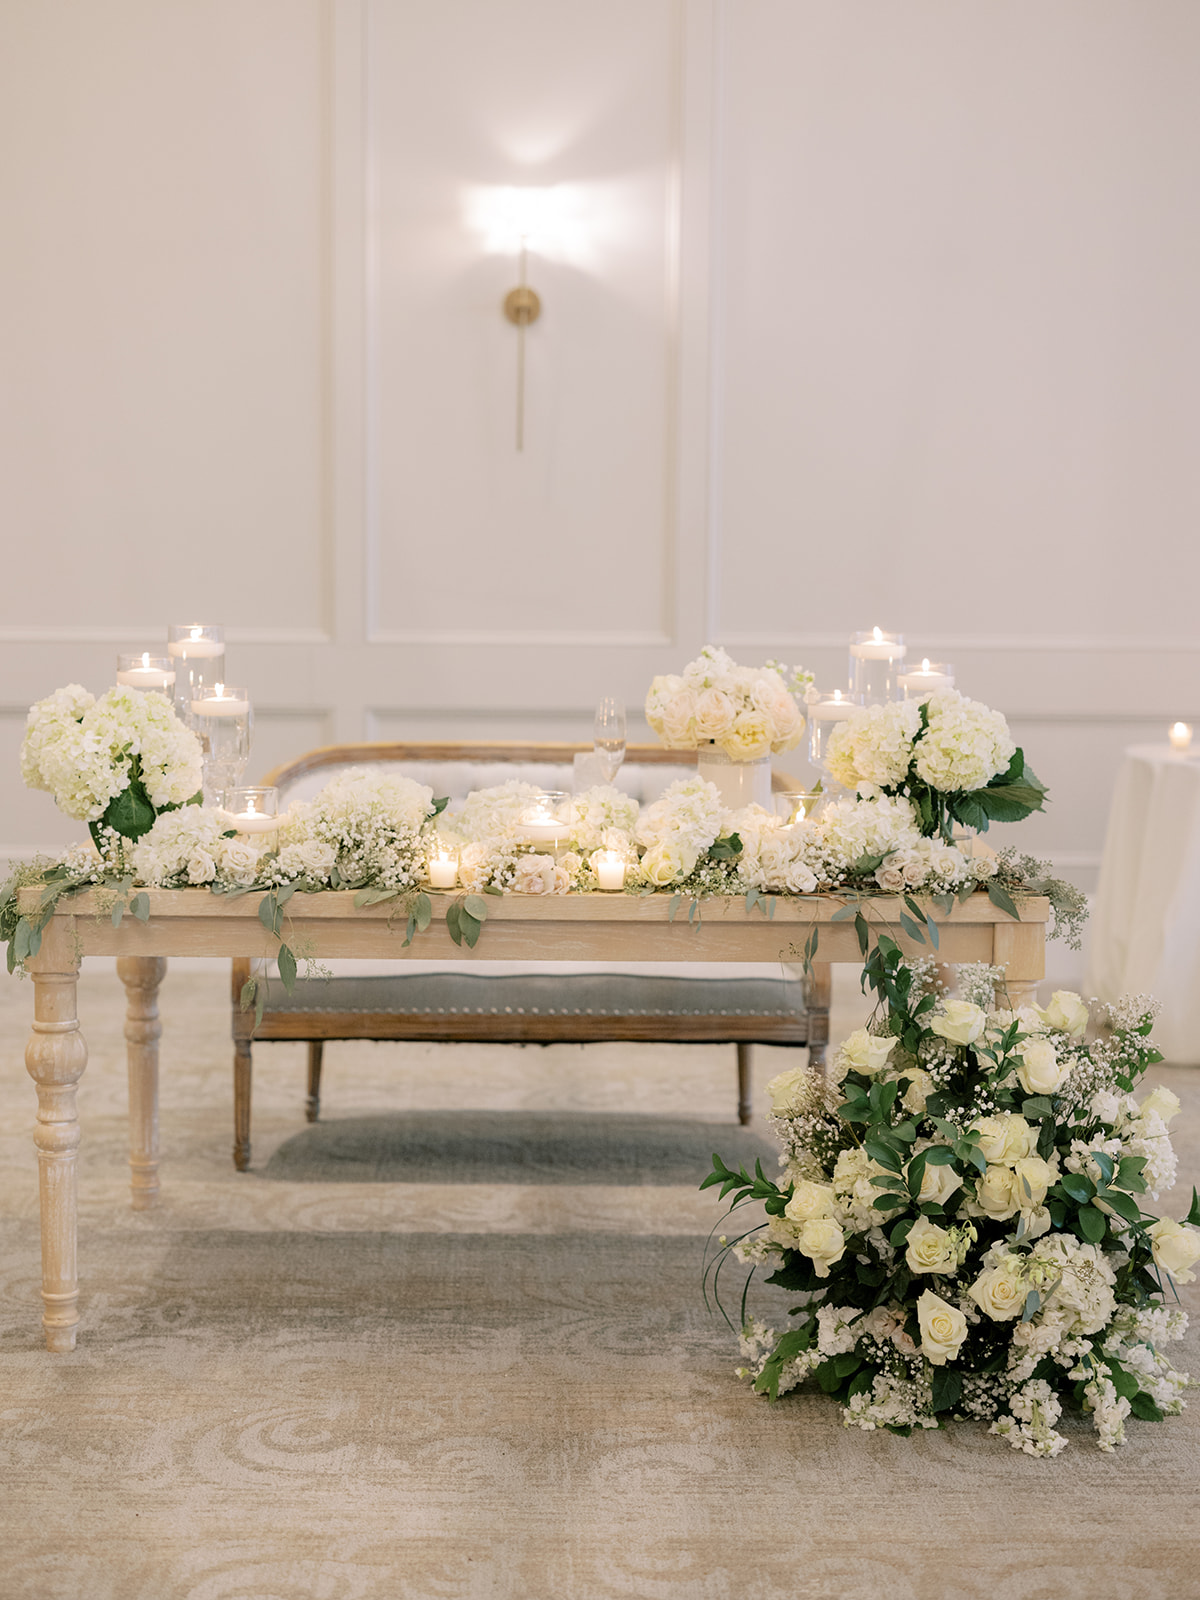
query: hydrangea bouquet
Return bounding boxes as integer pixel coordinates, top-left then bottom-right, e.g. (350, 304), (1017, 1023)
(645, 645), (812, 760)
(20, 683), (202, 844)
(704, 941), (1199, 1455)
(825, 690), (1048, 841)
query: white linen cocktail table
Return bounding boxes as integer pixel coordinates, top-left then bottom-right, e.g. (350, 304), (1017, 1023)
(20, 888), (1049, 1353)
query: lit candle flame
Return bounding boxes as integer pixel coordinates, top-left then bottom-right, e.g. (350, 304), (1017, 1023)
(215, 683), (225, 697)
(1173, 723), (1189, 738)
(872, 626), (882, 643)
(833, 689), (842, 702)
(141, 651), (150, 668)
(247, 797), (258, 816)
(190, 627), (202, 640)
(922, 658), (930, 673)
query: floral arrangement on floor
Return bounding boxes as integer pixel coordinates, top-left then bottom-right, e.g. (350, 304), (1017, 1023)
(645, 645), (812, 759)
(703, 941), (1199, 1456)
(825, 691), (1048, 840)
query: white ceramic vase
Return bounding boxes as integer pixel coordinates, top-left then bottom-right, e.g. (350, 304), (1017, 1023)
(695, 745), (772, 810)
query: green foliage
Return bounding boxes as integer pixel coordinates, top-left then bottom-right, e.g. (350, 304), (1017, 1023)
(445, 892), (489, 948)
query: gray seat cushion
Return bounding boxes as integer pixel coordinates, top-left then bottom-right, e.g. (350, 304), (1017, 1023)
(264, 971), (805, 1019)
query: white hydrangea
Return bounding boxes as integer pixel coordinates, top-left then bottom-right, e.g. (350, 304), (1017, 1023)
(446, 780), (544, 844)
(912, 689), (1016, 794)
(825, 700), (922, 792)
(636, 776), (723, 879)
(130, 807), (274, 888)
(21, 683), (202, 822)
(569, 785), (639, 852)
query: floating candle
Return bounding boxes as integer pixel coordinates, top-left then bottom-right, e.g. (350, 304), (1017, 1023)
(116, 652), (175, 691)
(1169, 722), (1193, 752)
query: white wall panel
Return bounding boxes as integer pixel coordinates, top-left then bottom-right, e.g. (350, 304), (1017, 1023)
(367, 0), (682, 643)
(0, 0), (331, 638)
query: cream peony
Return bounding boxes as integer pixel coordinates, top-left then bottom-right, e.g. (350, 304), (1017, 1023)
(721, 709), (773, 762)
(1037, 990), (1090, 1040)
(1147, 1219), (1200, 1285)
(693, 687), (737, 740)
(1016, 1037), (1068, 1097)
(905, 1216), (960, 1275)
(930, 1000), (988, 1047)
(967, 1259), (1026, 1321)
(972, 1113), (1037, 1166)
(796, 1218), (847, 1278)
(916, 1290), (968, 1365)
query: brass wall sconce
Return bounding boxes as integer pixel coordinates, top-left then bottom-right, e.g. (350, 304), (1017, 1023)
(503, 245), (541, 451)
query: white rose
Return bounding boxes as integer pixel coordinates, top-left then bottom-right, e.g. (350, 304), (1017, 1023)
(899, 1068), (935, 1115)
(971, 1113), (1036, 1166)
(837, 1028), (897, 1077)
(765, 1065), (812, 1115)
(693, 688), (736, 740)
(219, 839), (262, 887)
(796, 1218), (846, 1278)
(659, 689), (698, 748)
(1139, 1085), (1182, 1127)
(967, 1260), (1026, 1321)
(930, 1000), (987, 1047)
(721, 709), (773, 762)
(916, 1154), (963, 1207)
(1023, 1206), (1053, 1240)
(1037, 990), (1090, 1040)
(1012, 1154), (1055, 1211)
(784, 1180), (837, 1225)
(875, 863), (906, 893)
(640, 841), (690, 886)
(905, 1216), (960, 1275)
(916, 1290), (968, 1366)
(186, 848), (216, 885)
(513, 854), (557, 895)
(973, 1164), (1020, 1221)
(1016, 1037), (1068, 1097)
(1147, 1219), (1200, 1285)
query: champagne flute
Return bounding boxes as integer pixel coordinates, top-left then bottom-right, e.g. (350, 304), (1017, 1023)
(593, 697), (627, 782)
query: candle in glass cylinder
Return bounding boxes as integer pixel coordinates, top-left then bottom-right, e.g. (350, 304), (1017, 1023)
(168, 625), (225, 660)
(116, 652), (175, 691)
(1169, 722), (1193, 752)
(428, 849), (459, 888)
(897, 658), (955, 699)
(521, 792), (570, 847)
(191, 685), (250, 718)
(849, 627), (906, 704)
(222, 787), (280, 834)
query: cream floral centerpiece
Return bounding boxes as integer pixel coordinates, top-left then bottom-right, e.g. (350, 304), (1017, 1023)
(645, 645), (812, 809)
(704, 945), (1198, 1455)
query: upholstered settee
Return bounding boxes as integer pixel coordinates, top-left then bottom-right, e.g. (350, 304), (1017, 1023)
(229, 742), (830, 1170)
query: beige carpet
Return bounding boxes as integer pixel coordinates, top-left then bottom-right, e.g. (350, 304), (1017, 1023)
(1, 964), (1199, 1600)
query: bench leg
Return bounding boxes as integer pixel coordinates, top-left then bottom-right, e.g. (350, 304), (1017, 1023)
(807, 960), (832, 1071)
(306, 1041), (324, 1123)
(736, 1043), (752, 1125)
(233, 1039), (252, 1172)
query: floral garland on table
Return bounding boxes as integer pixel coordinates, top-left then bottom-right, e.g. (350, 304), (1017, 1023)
(703, 943), (1199, 1456)
(825, 691), (1048, 841)
(645, 645), (812, 759)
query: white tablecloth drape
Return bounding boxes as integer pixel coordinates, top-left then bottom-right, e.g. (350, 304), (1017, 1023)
(1087, 744), (1200, 1064)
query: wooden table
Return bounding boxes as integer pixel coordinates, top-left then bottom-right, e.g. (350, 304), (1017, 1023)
(19, 888), (1049, 1352)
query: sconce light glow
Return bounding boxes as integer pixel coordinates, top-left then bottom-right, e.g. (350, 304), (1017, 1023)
(464, 183), (589, 261)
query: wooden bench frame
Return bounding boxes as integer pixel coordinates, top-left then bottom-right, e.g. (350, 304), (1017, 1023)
(230, 741), (826, 1170)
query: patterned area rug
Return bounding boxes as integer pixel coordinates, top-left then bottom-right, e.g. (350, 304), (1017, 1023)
(1, 968), (1198, 1600)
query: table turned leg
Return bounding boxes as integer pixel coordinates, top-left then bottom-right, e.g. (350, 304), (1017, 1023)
(25, 927), (87, 1352)
(118, 956), (167, 1210)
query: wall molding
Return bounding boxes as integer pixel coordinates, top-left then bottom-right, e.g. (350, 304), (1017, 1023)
(0, 626), (333, 646)
(718, 633), (1200, 655)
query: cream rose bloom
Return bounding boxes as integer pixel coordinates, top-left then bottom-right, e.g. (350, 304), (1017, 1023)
(693, 687), (736, 740)
(796, 1217), (846, 1277)
(900, 1067), (936, 1115)
(1037, 990), (1090, 1040)
(915, 1153), (963, 1207)
(1140, 1085), (1182, 1126)
(765, 1065), (812, 1115)
(659, 689), (698, 748)
(186, 848), (217, 885)
(721, 708), (773, 762)
(1016, 1037), (1068, 1097)
(916, 1290), (968, 1366)
(837, 1028), (897, 1077)
(905, 1216), (960, 1275)
(512, 854), (559, 895)
(1147, 1219), (1200, 1285)
(639, 841), (690, 886)
(784, 1179), (837, 1225)
(972, 1113), (1037, 1166)
(967, 1259), (1026, 1321)
(1012, 1154), (1056, 1210)
(930, 1000), (987, 1047)
(219, 839), (263, 886)
(972, 1164), (1020, 1221)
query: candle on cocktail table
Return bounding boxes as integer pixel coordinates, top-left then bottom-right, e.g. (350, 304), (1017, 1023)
(592, 850), (626, 891)
(428, 848), (459, 888)
(221, 787), (280, 834)
(116, 652), (175, 692)
(897, 658), (955, 699)
(1170, 722), (1193, 752)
